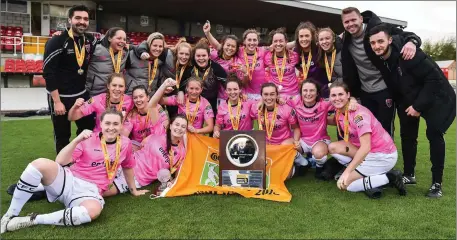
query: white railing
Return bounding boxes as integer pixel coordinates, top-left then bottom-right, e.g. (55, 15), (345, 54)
(21, 35), (51, 56)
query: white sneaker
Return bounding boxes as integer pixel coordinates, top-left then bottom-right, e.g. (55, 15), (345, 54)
(6, 214), (37, 232)
(1, 214), (14, 234)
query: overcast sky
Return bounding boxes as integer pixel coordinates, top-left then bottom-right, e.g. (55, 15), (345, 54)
(303, 1), (456, 43)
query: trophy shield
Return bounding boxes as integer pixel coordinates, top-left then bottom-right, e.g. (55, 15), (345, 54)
(219, 130), (266, 189)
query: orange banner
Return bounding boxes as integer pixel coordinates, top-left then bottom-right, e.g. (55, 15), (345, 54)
(162, 133), (295, 202)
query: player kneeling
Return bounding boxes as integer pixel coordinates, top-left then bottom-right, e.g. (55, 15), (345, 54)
(328, 82), (406, 199)
(1, 109), (147, 233)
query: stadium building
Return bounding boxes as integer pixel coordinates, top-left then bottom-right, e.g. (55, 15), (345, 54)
(0, 0), (407, 112)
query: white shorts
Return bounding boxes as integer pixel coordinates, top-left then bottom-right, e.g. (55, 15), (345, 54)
(355, 151), (398, 177)
(247, 93), (261, 101)
(45, 165), (105, 208)
(112, 168), (141, 194)
(299, 139), (331, 154)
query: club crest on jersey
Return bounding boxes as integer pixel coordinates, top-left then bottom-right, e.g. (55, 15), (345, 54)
(354, 114), (363, 125)
(385, 99), (393, 108)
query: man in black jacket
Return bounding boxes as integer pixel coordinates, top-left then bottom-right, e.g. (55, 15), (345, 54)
(43, 5), (97, 154)
(368, 24), (456, 198)
(340, 7), (421, 138)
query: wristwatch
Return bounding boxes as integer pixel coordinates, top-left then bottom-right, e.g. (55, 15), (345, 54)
(409, 38), (419, 46)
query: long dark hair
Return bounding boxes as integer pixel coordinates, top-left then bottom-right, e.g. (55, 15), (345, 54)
(166, 114), (188, 152)
(217, 35), (239, 59)
(294, 21), (318, 56)
(105, 73), (126, 109)
(259, 82), (279, 112)
(226, 73), (242, 89)
(299, 78), (322, 102)
(126, 85), (149, 119)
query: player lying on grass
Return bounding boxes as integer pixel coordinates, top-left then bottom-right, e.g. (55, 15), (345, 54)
(1, 109), (147, 233)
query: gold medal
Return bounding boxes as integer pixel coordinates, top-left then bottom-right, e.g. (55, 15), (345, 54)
(244, 49), (257, 81)
(68, 28), (86, 74)
(258, 103), (278, 139)
(274, 53), (287, 85)
(109, 47), (123, 73)
(148, 58), (159, 87)
(301, 51), (312, 81)
(194, 66), (210, 81)
(186, 97), (200, 126)
(100, 135), (121, 183)
(324, 49), (336, 82)
(336, 105), (349, 142)
(169, 145), (183, 175)
(175, 63), (185, 89)
(228, 98), (242, 130)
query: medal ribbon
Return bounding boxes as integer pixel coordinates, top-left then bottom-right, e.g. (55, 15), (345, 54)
(109, 47), (123, 73)
(175, 63), (185, 89)
(301, 51), (312, 80)
(186, 97), (200, 125)
(324, 49), (336, 82)
(169, 145), (183, 175)
(68, 28), (85, 70)
(100, 135), (121, 182)
(194, 67), (210, 81)
(138, 110), (150, 139)
(148, 58), (159, 87)
(258, 103), (278, 139)
(336, 105), (349, 142)
(228, 99), (242, 130)
(244, 49), (257, 81)
(111, 95), (124, 112)
(274, 53), (287, 84)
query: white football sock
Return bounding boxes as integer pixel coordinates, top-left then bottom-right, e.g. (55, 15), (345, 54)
(331, 153), (352, 166)
(294, 152), (308, 166)
(347, 174), (389, 192)
(314, 155), (328, 168)
(7, 164), (43, 216)
(34, 206), (91, 226)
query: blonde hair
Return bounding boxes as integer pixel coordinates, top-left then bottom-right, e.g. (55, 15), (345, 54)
(174, 38), (193, 66)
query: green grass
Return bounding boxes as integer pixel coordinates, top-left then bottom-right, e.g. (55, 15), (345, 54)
(1, 118), (455, 239)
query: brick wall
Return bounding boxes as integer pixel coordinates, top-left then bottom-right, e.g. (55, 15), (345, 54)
(0, 12), (30, 32)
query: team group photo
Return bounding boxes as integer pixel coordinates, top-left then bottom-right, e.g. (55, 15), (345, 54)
(0, 0), (455, 239)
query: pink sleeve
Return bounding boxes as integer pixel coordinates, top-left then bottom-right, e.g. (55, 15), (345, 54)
(79, 96), (99, 116)
(354, 112), (372, 137)
(71, 141), (84, 163)
(159, 106), (168, 122)
(203, 103), (214, 121)
(289, 51), (299, 65)
(123, 118), (134, 133)
(249, 101), (259, 119)
(216, 112), (224, 125)
(163, 96), (178, 106)
(120, 141), (135, 169)
(210, 49), (218, 61)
